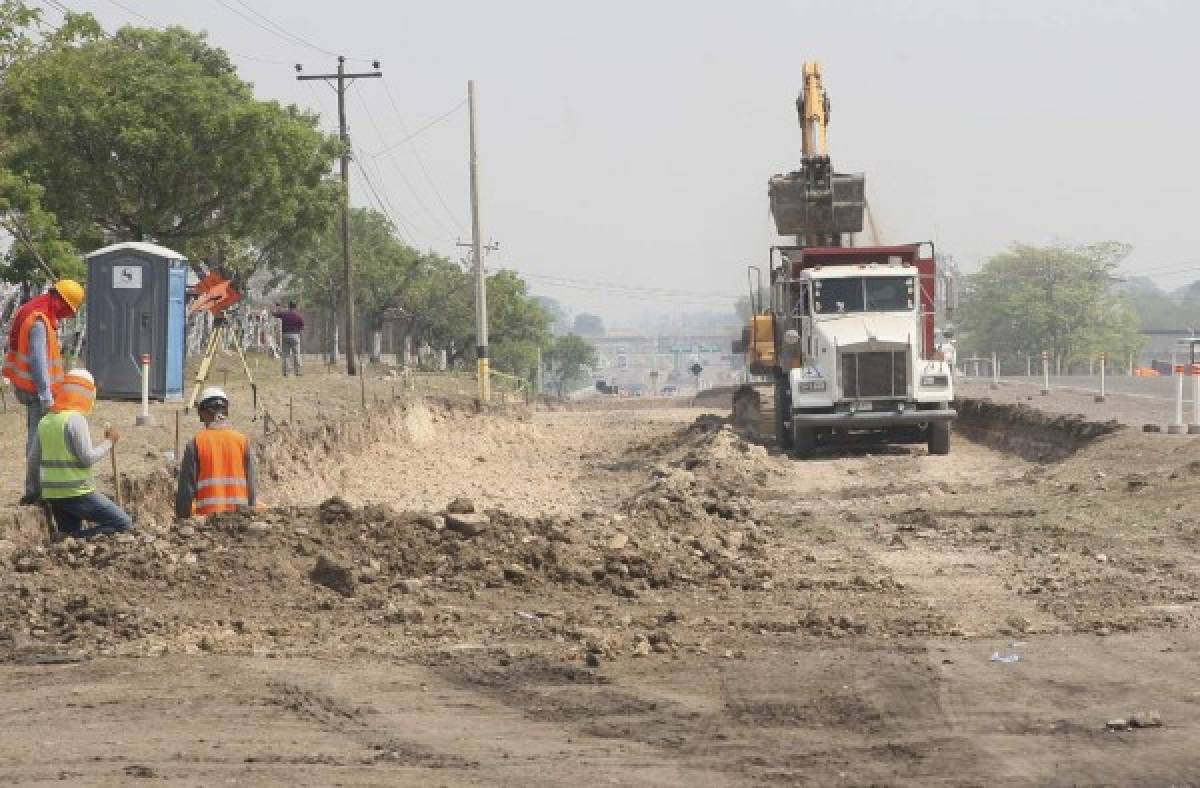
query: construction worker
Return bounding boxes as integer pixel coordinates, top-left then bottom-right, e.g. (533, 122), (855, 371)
(3, 279), (85, 504)
(271, 300), (305, 376)
(26, 368), (133, 538)
(175, 386), (257, 518)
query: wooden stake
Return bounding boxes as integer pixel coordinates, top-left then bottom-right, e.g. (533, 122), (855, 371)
(174, 409), (181, 462)
(105, 422), (123, 507)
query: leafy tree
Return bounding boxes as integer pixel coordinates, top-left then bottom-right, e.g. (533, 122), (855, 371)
(533, 295), (571, 335)
(545, 333), (597, 396)
(0, 1), (100, 286)
(0, 24), (340, 274)
(959, 242), (1142, 370)
(572, 312), (605, 336)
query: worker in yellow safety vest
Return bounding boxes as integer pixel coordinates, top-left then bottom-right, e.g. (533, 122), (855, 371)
(175, 386), (257, 518)
(26, 368), (133, 537)
(4, 279), (85, 504)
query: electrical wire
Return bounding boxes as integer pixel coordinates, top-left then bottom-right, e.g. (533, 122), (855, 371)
(381, 78), (468, 233)
(350, 153), (420, 246)
(364, 99), (467, 158)
(349, 87), (458, 242)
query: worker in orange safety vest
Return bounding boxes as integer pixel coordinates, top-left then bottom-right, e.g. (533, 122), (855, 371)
(3, 279), (85, 504)
(175, 386), (257, 518)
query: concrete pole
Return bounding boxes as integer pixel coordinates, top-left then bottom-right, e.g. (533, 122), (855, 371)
(1095, 352), (1106, 403)
(468, 80), (490, 403)
(1026, 354), (1031, 377)
(1170, 363), (1186, 433)
(1191, 367), (1200, 434)
(991, 351), (999, 389)
(1041, 351), (1049, 395)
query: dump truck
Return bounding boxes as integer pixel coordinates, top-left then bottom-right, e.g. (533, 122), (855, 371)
(732, 62), (955, 456)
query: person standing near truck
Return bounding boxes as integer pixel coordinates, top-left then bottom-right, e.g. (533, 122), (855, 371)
(271, 300), (305, 377)
(3, 279), (85, 504)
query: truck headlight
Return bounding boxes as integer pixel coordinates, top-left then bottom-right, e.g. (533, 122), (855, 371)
(920, 375), (949, 387)
(795, 380), (827, 392)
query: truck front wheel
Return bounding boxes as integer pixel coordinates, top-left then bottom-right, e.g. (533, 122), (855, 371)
(774, 379), (793, 450)
(792, 426), (817, 458)
(928, 421), (951, 455)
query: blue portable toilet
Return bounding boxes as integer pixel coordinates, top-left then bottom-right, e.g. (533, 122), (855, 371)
(84, 242), (188, 400)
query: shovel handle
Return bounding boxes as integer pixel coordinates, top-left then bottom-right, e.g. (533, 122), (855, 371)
(105, 422), (123, 507)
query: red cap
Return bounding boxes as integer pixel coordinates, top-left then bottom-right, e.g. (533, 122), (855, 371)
(140, 354), (151, 364)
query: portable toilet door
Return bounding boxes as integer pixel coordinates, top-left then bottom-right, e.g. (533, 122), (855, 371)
(84, 242), (188, 400)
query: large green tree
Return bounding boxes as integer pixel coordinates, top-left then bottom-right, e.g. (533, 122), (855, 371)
(282, 207), (551, 377)
(0, 1), (99, 285)
(0, 23), (340, 273)
(545, 333), (598, 396)
(959, 242), (1142, 369)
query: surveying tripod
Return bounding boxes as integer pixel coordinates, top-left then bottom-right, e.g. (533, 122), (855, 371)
(185, 314), (258, 419)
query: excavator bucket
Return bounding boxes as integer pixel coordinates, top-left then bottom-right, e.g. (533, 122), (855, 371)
(769, 164), (865, 239)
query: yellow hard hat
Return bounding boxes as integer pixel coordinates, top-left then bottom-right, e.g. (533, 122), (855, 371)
(53, 279), (85, 313)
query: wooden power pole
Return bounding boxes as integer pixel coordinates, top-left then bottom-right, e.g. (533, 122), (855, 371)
(297, 56), (381, 375)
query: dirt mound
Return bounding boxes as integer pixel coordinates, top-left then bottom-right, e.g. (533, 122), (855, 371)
(0, 484), (784, 661)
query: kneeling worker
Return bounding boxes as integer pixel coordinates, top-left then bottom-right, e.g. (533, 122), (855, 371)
(176, 386), (257, 518)
(27, 368), (133, 537)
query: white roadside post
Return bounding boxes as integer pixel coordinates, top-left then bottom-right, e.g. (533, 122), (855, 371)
(1169, 361), (1186, 434)
(991, 351), (999, 389)
(135, 353), (154, 426)
(1191, 361), (1200, 434)
(1040, 350), (1050, 395)
(1095, 352), (1106, 403)
(1026, 353), (1031, 377)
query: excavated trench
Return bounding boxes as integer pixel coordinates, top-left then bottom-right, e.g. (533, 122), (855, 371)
(0, 395), (489, 552)
(692, 386), (1122, 462)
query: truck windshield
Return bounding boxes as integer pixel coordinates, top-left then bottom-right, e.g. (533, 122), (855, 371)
(813, 276), (914, 314)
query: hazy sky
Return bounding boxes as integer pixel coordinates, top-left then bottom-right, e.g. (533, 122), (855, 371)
(45, 0), (1200, 324)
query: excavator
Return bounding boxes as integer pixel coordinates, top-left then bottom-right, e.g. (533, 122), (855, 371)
(733, 63), (955, 456)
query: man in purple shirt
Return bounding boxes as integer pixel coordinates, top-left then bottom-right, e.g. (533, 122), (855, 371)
(271, 301), (305, 376)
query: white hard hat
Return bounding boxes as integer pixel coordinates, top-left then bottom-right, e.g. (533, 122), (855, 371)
(65, 368), (95, 385)
(198, 386), (229, 409)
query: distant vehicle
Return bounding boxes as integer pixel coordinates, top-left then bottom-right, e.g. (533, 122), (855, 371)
(661, 384), (678, 396)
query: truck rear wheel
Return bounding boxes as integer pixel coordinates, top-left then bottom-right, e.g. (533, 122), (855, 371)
(792, 426), (817, 458)
(928, 421), (951, 455)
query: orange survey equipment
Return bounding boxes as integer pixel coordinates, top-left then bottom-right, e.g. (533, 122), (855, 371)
(189, 270), (242, 317)
(183, 267), (257, 418)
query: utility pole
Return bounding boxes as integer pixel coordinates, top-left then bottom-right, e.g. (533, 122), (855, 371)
(297, 56), (382, 376)
(464, 80), (498, 402)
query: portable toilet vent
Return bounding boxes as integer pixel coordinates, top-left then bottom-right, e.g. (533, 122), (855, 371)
(84, 242), (188, 400)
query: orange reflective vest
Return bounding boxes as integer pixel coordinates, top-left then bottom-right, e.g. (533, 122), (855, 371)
(193, 428), (250, 515)
(2, 310), (65, 395)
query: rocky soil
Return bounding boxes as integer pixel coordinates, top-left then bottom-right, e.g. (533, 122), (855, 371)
(2, 394), (1198, 785)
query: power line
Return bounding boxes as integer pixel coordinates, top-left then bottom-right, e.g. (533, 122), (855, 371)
(350, 149), (423, 246)
(43, 0), (289, 65)
(507, 270), (738, 305)
(349, 87), (458, 242)
(364, 99), (467, 158)
(381, 78), (467, 233)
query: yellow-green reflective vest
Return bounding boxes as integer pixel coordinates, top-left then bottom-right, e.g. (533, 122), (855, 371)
(38, 410), (94, 499)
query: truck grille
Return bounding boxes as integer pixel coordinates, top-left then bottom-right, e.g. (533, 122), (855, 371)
(840, 351), (907, 399)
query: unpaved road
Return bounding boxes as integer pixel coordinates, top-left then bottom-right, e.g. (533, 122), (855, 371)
(2, 396), (1199, 785)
